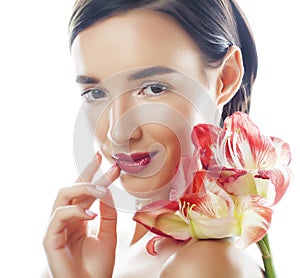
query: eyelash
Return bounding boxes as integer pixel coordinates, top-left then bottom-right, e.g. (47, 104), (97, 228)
(81, 82), (170, 102)
(81, 88), (108, 103)
(138, 82), (169, 97)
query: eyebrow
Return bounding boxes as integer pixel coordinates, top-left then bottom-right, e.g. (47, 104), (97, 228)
(128, 66), (177, 80)
(75, 66), (177, 84)
(75, 75), (100, 84)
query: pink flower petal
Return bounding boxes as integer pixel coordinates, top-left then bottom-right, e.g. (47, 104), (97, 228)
(134, 200), (190, 240)
(154, 213), (191, 241)
(182, 192), (239, 239)
(218, 171), (257, 196)
(191, 215), (240, 239)
(182, 192), (230, 217)
(169, 155), (198, 200)
(192, 124), (221, 168)
(146, 236), (162, 256)
(257, 167), (292, 205)
(235, 195), (272, 249)
(133, 200), (179, 234)
(135, 112), (291, 254)
(224, 112), (278, 170)
(271, 136), (292, 166)
(216, 168), (248, 186)
(191, 171), (209, 194)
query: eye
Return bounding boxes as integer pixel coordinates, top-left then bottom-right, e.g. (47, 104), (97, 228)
(81, 88), (108, 102)
(139, 83), (169, 97)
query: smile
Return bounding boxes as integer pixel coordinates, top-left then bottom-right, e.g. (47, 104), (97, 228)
(113, 152), (158, 174)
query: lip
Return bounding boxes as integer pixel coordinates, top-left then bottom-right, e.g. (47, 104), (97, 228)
(113, 152), (157, 174)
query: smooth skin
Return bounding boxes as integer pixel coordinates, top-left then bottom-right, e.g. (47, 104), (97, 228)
(44, 9), (263, 277)
(43, 153), (121, 278)
(71, 10), (243, 195)
(161, 239), (264, 278)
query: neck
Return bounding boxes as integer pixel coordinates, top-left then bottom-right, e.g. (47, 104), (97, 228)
(133, 183), (172, 211)
(129, 185), (172, 245)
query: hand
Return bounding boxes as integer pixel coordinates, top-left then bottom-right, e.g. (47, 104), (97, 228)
(43, 153), (120, 278)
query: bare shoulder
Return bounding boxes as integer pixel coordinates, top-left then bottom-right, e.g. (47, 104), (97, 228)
(160, 239), (264, 278)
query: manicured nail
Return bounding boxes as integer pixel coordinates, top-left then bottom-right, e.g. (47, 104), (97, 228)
(96, 185), (108, 193)
(85, 210), (98, 218)
(108, 162), (118, 173)
(96, 151), (102, 164)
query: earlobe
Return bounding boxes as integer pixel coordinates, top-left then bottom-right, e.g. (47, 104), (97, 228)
(216, 45), (244, 106)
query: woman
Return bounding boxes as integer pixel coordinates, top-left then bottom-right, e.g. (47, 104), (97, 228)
(43, 0), (262, 277)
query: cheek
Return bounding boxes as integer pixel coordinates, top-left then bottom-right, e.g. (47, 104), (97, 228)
(96, 120), (111, 158)
(120, 125), (182, 192)
(165, 101), (201, 156)
(84, 106), (112, 159)
(95, 114), (109, 142)
(162, 129), (182, 175)
(149, 124), (182, 176)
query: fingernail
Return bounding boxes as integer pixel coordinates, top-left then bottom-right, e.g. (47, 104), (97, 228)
(108, 162), (118, 173)
(96, 185), (108, 193)
(85, 210), (98, 218)
(84, 183), (107, 199)
(95, 151), (102, 164)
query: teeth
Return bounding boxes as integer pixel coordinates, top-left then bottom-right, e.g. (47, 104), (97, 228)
(118, 157), (150, 166)
(137, 157), (150, 166)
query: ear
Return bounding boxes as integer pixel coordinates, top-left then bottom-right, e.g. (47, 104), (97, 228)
(216, 45), (244, 106)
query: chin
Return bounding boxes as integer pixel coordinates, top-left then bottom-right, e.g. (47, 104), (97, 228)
(119, 169), (173, 195)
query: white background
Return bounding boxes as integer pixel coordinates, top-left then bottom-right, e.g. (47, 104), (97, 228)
(0, 1), (299, 277)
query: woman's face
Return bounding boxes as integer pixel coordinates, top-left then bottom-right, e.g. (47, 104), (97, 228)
(71, 10), (221, 195)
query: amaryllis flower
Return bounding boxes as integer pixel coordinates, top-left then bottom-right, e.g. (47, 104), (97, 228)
(133, 172), (272, 250)
(134, 113), (291, 277)
(192, 112), (292, 205)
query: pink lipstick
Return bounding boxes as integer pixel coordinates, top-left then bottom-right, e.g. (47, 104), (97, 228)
(113, 152), (157, 174)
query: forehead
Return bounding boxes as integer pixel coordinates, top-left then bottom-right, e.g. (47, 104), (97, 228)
(71, 9), (207, 82)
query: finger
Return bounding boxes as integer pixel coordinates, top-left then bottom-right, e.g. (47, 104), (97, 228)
(94, 165), (120, 245)
(51, 163), (120, 214)
(81, 163), (120, 201)
(75, 152), (102, 183)
(94, 163), (120, 190)
(97, 191), (117, 247)
(50, 152), (101, 213)
(76, 164), (121, 213)
(44, 205), (97, 251)
(51, 183), (105, 213)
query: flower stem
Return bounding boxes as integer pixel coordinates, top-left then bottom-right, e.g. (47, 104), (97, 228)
(257, 234), (276, 278)
(263, 233), (271, 251)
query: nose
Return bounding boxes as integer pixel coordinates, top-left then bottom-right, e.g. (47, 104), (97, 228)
(107, 95), (142, 146)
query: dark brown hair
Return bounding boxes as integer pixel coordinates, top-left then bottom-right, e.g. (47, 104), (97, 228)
(69, 0), (258, 123)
